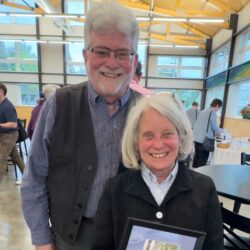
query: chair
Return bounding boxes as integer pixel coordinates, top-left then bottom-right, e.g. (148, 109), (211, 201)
(234, 152), (250, 213)
(221, 206), (250, 250)
(7, 157), (18, 180)
(241, 152), (250, 165)
(16, 118), (28, 158)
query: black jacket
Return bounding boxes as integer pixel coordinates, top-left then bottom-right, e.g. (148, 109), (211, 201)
(91, 163), (224, 250)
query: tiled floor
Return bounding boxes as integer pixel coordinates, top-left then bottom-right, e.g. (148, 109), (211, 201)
(0, 163), (249, 249)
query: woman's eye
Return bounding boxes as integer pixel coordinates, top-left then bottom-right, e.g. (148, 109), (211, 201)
(143, 133), (154, 140)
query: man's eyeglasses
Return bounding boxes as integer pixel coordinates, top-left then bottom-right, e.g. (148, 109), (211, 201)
(88, 47), (135, 61)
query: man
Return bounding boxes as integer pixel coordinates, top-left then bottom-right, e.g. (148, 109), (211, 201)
(186, 101), (200, 129)
(192, 99), (223, 168)
(21, 1), (139, 250)
(27, 84), (60, 140)
(0, 83), (25, 182)
(129, 61), (153, 95)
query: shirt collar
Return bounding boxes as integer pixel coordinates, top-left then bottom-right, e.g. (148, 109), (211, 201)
(141, 161), (179, 185)
(87, 82), (130, 110)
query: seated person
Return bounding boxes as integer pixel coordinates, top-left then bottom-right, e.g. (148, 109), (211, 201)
(91, 93), (223, 250)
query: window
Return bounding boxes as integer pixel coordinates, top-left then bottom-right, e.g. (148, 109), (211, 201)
(205, 85), (225, 115)
(65, 42), (86, 74)
(0, 0), (36, 24)
(209, 42), (230, 76)
(19, 84), (39, 106)
(0, 41), (38, 72)
(156, 56), (205, 79)
(137, 45), (147, 75)
(154, 89), (202, 110)
(233, 28), (250, 66)
(226, 81), (250, 118)
(64, 0), (87, 26)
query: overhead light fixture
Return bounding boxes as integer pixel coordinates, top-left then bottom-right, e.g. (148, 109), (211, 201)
(136, 17), (150, 21)
(153, 17), (187, 22)
(8, 13), (42, 17)
(43, 14), (78, 19)
(175, 45), (199, 48)
(189, 18), (224, 23)
(47, 41), (71, 44)
(150, 44), (174, 48)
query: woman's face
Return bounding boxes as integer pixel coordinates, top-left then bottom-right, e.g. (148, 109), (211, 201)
(138, 108), (180, 181)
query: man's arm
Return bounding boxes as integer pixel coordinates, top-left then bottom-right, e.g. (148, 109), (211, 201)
(210, 112), (222, 136)
(21, 95), (56, 246)
(0, 121), (17, 128)
(36, 244), (55, 250)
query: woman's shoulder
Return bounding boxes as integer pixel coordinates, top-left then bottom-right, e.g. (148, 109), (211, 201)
(106, 169), (140, 188)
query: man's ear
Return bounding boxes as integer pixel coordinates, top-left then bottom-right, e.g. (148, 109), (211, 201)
(134, 54), (138, 69)
(83, 49), (87, 63)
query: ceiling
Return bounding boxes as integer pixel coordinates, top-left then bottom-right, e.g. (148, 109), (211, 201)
(1, 0), (250, 50)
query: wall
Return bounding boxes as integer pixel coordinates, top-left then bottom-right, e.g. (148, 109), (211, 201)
(224, 117), (250, 137)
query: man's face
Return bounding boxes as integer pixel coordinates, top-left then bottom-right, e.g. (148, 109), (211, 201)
(83, 31), (138, 103)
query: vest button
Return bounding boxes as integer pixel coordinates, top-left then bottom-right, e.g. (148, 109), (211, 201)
(156, 211), (163, 219)
(76, 203), (82, 209)
(73, 219), (79, 225)
(69, 234), (74, 240)
(87, 165), (93, 171)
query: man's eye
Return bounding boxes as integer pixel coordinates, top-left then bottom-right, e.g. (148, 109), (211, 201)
(96, 50), (108, 56)
(117, 51), (129, 57)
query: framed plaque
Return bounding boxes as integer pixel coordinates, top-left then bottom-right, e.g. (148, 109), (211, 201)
(119, 217), (206, 250)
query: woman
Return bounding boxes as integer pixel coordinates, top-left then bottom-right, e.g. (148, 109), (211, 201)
(91, 93), (223, 250)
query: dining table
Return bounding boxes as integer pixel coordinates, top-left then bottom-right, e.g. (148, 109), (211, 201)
(194, 164), (250, 213)
(210, 138), (250, 165)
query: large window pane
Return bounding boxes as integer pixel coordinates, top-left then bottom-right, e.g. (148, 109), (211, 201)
(65, 43), (86, 74)
(0, 0), (35, 24)
(209, 42), (230, 76)
(0, 41), (38, 72)
(227, 81), (250, 118)
(19, 84), (39, 106)
(19, 42), (38, 59)
(181, 57), (203, 67)
(206, 85), (225, 115)
(0, 63), (16, 71)
(180, 69), (202, 78)
(234, 28), (250, 66)
(137, 45), (146, 75)
(157, 55), (205, 79)
(0, 41), (16, 58)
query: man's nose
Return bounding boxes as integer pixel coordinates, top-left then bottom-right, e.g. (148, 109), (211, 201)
(105, 52), (120, 68)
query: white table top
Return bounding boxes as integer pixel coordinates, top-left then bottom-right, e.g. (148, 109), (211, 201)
(210, 138), (250, 165)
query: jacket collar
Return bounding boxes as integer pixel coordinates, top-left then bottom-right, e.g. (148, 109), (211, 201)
(123, 162), (194, 207)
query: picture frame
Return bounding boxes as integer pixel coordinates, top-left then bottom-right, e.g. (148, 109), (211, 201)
(119, 217), (206, 250)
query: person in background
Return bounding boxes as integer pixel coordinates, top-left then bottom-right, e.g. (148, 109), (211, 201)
(0, 83), (25, 182)
(192, 98), (223, 168)
(27, 84), (60, 140)
(186, 101), (200, 129)
(21, 1), (139, 250)
(129, 61), (153, 95)
(91, 93), (223, 250)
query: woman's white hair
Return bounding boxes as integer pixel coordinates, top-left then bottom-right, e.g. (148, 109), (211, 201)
(42, 84), (60, 99)
(84, 0), (139, 51)
(121, 92), (193, 170)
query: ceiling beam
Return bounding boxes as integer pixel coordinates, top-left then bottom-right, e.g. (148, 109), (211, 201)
(177, 23), (210, 38)
(150, 33), (206, 49)
(207, 0), (235, 12)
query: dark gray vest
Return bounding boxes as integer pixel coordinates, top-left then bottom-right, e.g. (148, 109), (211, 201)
(47, 83), (140, 245)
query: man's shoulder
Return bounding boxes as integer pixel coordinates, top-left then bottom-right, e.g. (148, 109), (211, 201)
(2, 98), (15, 110)
(57, 82), (86, 94)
